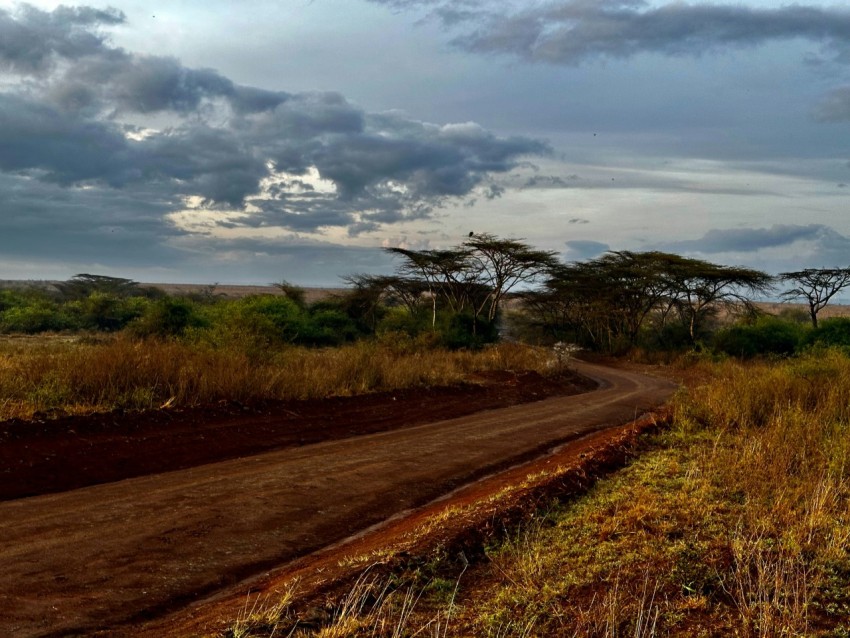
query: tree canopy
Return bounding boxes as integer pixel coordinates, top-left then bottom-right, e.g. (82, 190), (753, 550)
(384, 234), (556, 334)
(525, 251), (773, 352)
(779, 268), (850, 328)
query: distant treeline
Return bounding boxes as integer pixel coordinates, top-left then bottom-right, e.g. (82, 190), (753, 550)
(3, 237), (850, 355)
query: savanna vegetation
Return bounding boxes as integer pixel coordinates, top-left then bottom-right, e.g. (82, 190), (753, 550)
(227, 353), (850, 637)
(4, 237), (850, 635)
(0, 236), (561, 418)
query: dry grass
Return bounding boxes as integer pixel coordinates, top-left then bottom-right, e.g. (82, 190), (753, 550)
(455, 353), (850, 637)
(251, 352), (850, 637)
(0, 336), (551, 421)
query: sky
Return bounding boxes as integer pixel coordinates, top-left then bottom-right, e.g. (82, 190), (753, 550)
(1, 0), (850, 285)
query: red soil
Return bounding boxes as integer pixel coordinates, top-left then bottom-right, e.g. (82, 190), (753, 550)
(0, 370), (595, 501)
(0, 362), (675, 637)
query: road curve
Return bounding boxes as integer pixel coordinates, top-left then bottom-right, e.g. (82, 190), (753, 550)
(0, 361), (675, 637)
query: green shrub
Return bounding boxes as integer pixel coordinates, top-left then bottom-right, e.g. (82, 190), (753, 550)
(643, 321), (699, 352)
(440, 312), (499, 350)
(713, 316), (805, 358)
(299, 308), (359, 346)
(376, 306), (431, 337)
(73, 292), (147, 331)
(128, 297), (204, 338)
(0, 289), (23, 313)
(188, 295), (306, 354)
(0, 302), (77, 333)
(806, 317), (850, 349)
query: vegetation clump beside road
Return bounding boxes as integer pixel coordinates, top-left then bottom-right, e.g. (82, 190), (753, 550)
(225, 353), (850, 637)
(445, 354), (850, 637)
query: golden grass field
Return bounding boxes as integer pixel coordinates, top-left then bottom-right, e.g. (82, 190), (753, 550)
(0, 337), (552, 421)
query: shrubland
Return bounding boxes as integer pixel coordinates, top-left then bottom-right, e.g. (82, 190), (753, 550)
(0, 272), (552, 419)
(3, 250), (850, 635)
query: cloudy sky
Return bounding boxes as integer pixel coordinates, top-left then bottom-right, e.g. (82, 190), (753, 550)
(2, 0), (850, 285)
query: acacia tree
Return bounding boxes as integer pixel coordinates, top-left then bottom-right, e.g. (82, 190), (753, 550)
(342, 274), (430, 317)
(779, 268), (850, 328)
(530, 252), (692, 351)
(526, 251), (772, 351)
(584, 251), (691, 345)
(665, 260), (773, 342)
(272, 280), (306, 307)
(464, 233), (558, 322)
(55, 273), (141, 300)
(384, 236), (553, 333)
(540, 261), (619, 349)
(383, 247), (476, 328)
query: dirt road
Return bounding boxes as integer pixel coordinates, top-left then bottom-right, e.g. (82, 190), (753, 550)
(0, 361), (675, 637)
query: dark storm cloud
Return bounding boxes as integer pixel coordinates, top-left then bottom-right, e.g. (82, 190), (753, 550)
(0, 94), (267, 204)
(664, 224), (835, 254)
(53, 51), (290, 116)
(0, 172), (182, 266)
(4, 13), (291, 119)
(0, 93), (131, 184)
(301, 120), (546, 198)
(0, 4), (548, 243)
(371, 0), (850, 65)
(140, 125), (269, 205)
(231, 107), (546, 232)
(0, 3), (123, 74)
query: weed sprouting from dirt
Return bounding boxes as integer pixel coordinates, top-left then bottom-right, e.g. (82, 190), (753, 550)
(226, 580), (301, 638)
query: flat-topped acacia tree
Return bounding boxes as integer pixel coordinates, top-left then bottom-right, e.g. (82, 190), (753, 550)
(662, 259), (774, 342)
(386, 235), (556, 331)
(779, 268), (850, 328)
(463, 233), (558, 322)
(55, 273), (141, 300)
(527, 251), (773, 351)
(383, 247), (478, 328)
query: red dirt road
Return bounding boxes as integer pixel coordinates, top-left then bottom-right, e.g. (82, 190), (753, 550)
(0, 361), (675, 637)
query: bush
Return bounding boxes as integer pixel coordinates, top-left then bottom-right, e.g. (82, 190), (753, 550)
(806, 317), (850, 349)
(128, 298), (204, 338)
(73, 293), (147, 331)
(641, 321), (695, 352)
(713, 316), (806, 358)
(188, 295), (307, 355)
(299, 309), (360, 346)
(376, 306), (432, 338)
(0, 289), (24, 313)
(0, 302), (76, 333)
(440, 312), (499, 350)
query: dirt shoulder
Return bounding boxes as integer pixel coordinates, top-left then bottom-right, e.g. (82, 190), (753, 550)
(0, 362), (675, 638)
(0, 369), (595, 501)
(137, 410), (672, 638)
